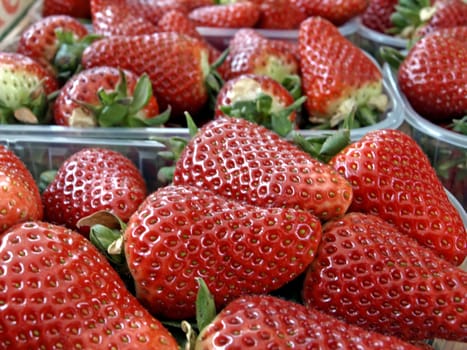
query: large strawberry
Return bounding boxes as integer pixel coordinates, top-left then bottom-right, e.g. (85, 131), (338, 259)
(330, 129), (467, 266)
(302, 212), (467, 341)
(42, 0), (91, 18)
(173, 117), (353, 221)
(195, 294), (421, 349)
(53, 66), (168, 127)
(42, 147), (147, 236)
(0, 52), (59, 124)
(0, 146), (43, 235)
(0, 221), (178, 349)
(188, 1), (260, 28)
(397, 29), (466, 123)
(298, 17), (388, 128)
(16, 15), (97, 83)
(361, 0), (399, 33)
(249, 0), (306, 29)
(297, 0), (369, 25)
(81, 32), (214, 121)
(118, 184), (323, 320)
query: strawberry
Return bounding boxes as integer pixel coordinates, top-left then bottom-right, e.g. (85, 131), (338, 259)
(298, 17), (388, 128)
(53, 66), (167, 127)
(188, 1), (260, 28)
(302, 212), (467, 341)
(0, 52), (59, 125)
(16, 15), (97, 83)
(298, 0), (369, 25)
(42, 0), (91, 18)
(214, 74), (305, 136)
(0, 221), (178, 349)
(81, 32), (214, 121)
(249, 0), (306, 29)
(330, 129), (467, 266)
(126, 0), (189, 24)
(0, 146), (43, 235)
(361, 0), (399, 33)
(397, 29), (466, 123)
(120, 184), (322, 320)
(196, 294), (422, 349)
(172, 117), (353, 221)
(42, 147), (147, 236)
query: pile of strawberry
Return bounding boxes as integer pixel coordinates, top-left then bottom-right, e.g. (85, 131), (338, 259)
(1, 112), (466, 348)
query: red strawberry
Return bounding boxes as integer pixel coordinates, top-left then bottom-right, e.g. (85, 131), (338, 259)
(0, 146), (43, 235)
(16, 15), (96, 83)
(0, 221), (178, 349)
(42, 0), (91, 18)
(122, 184), (322, 320)
(196, 294), (422, 349)
(214, 74), (305, 136)
(298, 0), (369, 25)
(53, 66), (166, 127)
(81, 32), (213, 120)
(174, 0), (214, 10)
(126, 0), (189, 24)
(42, 147), (147, 236)
(0, 52), (59, 124)
(397, 30), (466, 122)
(361, 0), (399, 33)
(188, 1), (260, 28)
(298, 17), (387, 128)
(173, 117), (353, 221)
(330, 129), (467, 266)
(249, 0), (306, 29)
(302, 212), (467, 341)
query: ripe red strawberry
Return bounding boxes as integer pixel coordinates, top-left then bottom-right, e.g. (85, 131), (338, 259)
(122, 184), (322, 320)
(298, 17), (387, 127)
(196, 294), (422, 349)
(42, 147), (147, 236)
(0, 52), (59, 124)
(188, 1), (260, 28)
(0, 146), (43, 235)
(0, 221), (178, 349)
(53, 66), (166, 127)
(361, 0), (398, 33)
(16, 15), (95, 83)
(298, 0), (369, 25)
(214, 74), (305, 136)
(397, 30), (466, 122)
(249, 0), (306, 29)
(81, 32), (212, 120)
(330, 129), (467, 266)
(42, 0), (91, 18)
(302, 212), (467, 341)
(173, 117), (353, 221)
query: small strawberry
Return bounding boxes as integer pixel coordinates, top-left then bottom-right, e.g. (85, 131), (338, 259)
(250, 0), (306, 29)
(302, 212), (467, 341)
(298, 0), (369, 25)
(81, 32), (216, 121)
(53, 66), (168, 127)
(0, 146), (43, 235)
(16, 15), (98, 83)
(173, 117), (353, 221)
(361, 0), (399, 33)
(188, 1), (260, 28)
(196, 294), (422, 349)
(0, 221), (178, 349)
(42, 147), (147, 236)
(298, 17), (388, 128)
(0, 52), (59, 125)
(330, 129), (467, 266)
(42, 0), (91, 18)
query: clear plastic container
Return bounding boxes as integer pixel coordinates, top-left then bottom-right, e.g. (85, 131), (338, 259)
(384, 63), (467, 209)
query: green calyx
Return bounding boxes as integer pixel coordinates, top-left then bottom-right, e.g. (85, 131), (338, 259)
(73, 70), (170, 127)
(388, 0), (435, 38)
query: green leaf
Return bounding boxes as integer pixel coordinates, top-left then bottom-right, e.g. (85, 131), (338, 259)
(195, 277), (217, 332)
(129, 74), (152, 114)
(319, 129), (351, 159)
(99, 104), (129, 127)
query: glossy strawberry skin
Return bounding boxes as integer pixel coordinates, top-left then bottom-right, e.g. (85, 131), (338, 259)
(0, 146), (43, 235)
(361, 0), (398, 33)
(302, 212), (467, 341)
(53, 66), (160, 126)
(124, 184), (323, 320)
(81, 32), (210, 119)
(42, 148), (147, 236)
(196, 295), (421, 350)
(0, 221), (178, 349)
(299, 0), (368, 25)
(398, 31), (466, 122)
(330, 129), (467, 266)
(42, 0), (91, 18)
(417, 0), (467, 38)
(188, 2), (260, 28)
(250, 0), (306, 29)
(173, 117), (353, 221)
